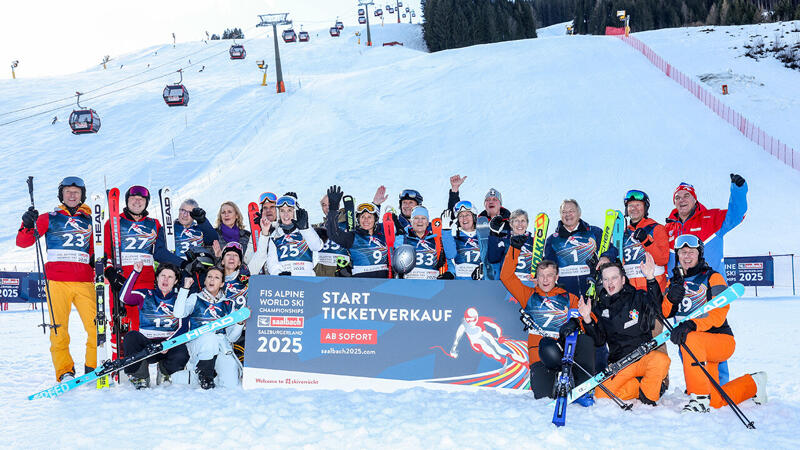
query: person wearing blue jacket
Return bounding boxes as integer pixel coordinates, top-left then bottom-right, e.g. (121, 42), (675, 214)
(174, 198), (219, 260)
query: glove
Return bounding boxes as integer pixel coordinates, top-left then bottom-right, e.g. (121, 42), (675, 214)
(190, 207), (207, 224)
(279, 271), (292, 276)
(391, 213), (405, 234)
(327, 185), (343, 210)
(510, 234), (527, 250)
(336, 263), (353, 277)
(666, 279), (685, 305)
(104, 267), (126, 292)
(314, 227), (328, 241)
(21, 207), (38, 229)
(294, 208), (309, 230)
(471, 263), (483, 280)
(253, 210), (262, 225)
(489, 216), (507, 235)
(632, 228), (649, 244)
(440, 209), (453, 229)
(670, 320), (696, 345)
(437, 272), (455, 280)
(730, 173), (745, 187)
(558, 318), (581, 341)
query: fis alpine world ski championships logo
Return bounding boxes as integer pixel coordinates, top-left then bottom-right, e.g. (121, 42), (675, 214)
(58, 217), (92, 244)
(556, 236), (596, 262)
(156, 301), (175, 316)
(128, 223), (157, 244)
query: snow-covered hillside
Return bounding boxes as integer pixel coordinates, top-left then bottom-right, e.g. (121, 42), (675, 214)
(1, 22), (799, 269)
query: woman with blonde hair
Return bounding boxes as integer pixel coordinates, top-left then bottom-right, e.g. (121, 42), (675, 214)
(214, 201), (251, 257)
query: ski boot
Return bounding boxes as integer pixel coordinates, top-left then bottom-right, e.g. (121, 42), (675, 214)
(156, 361), (171, 386)
(128, 362), (150, 390)
(681, 394), (710, 413)
(196, 358), (217, 390)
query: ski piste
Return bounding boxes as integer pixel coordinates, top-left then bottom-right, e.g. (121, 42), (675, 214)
(431, 218), (445, 275)
(107, 188), (125, 365)
(383, 211), (395, 278)
(553, 329), (578, 427)
(28, 307), (251, 400)
(530, 212), (549, 278)
(158, 187), (175, 253)
(550, 283), (745, 407)
(612, 210), (625, 264)
(247, 202), (260, 251)
(91, 193), (109, 389)
(343, 195), (355, 231)
(476, 217), (489, 280)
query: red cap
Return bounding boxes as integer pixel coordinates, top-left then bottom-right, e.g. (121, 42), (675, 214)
(673, 182), (697, 203)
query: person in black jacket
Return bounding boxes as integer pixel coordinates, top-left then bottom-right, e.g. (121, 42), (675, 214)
(581, 253), (670, 406)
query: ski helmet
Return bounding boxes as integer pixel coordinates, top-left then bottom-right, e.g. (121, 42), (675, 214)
(125, 185), (151, 208)
(464, 307), (479, 325)
(398, 189), (423, 208)
(58, 176), (86, 204)
(391, 244), (417, 275)
(538, 337), (563, 371)
(453, 200), (478, 227)
(624, 189), (650, 216)
(674, 233), (704, 259)
(220, 241), (244, 265)
(185, 248), (217, 271)
(356, 202), (380, 222)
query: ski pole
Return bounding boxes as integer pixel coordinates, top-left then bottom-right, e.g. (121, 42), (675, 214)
(570, 357), (632, 410)
(658, 314), (755, 429)
(27, 177), (59, 335)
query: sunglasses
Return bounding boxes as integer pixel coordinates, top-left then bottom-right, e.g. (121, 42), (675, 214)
(276, 196), (297, 208)
(356, 203), (378, 214)
(128, 185), (150, 198)
(674, 234), (701, 249)
(61, 176), (85, 188)
(259, 192), (277, 204)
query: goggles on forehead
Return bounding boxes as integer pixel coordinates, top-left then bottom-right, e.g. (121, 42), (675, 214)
(259, 192), (277, 204)
(674, 234), (701, 249)
(275, 196), (297, 208)
(356, 203), (378, 214)
(453, 200), (476, 215)
(625, 190), (647, 202)
(61, 176), (85, 188)
(128, 185), (150, 198)
(224, 241), (243, 251)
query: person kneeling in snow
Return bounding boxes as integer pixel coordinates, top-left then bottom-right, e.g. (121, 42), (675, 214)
(172, 265), (243, 389)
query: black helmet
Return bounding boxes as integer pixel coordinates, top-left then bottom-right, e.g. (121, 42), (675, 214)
(538, 337), (562, 371)
(58, 176), (86, 204)
(624, 189), (650, 217)
(185, 248), (217, 271)
(125, 185), (151, 209)
(398, 189), (423, 208)
(392, 244), (417, 275)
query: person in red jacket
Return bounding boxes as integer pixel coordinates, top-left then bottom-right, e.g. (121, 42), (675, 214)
(103, 186), (183, 336)
(16, 177), (96, 382)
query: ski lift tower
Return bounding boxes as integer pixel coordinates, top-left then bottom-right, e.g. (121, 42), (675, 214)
(257, 13), (292, 93)
(360, 1), (375, 47)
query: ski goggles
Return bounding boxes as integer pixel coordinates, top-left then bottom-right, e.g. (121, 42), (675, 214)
(60, 176), (85, 188)
(399, 189), (422, 202)
(356, 203), (378, 214)
(224, 241), (243, 251)
(127, 185), (150, 198)
(624, 189), (647, 203)
(674, 234), (702, 249)
(259, 192), (277, 205)
(275, 196), (297, 208)
(453, 200), (476, 215)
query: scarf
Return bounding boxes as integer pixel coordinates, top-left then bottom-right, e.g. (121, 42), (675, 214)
(220, 224), (240, 243)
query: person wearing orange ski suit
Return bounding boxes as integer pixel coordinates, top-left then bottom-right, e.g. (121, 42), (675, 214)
(581, 255), (670, 405)
(16, 177), (96, 382)
(663, 233), (766, 412)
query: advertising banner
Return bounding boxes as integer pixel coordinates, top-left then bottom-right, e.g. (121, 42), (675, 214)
(0, 272), (46, 303)
(243, 276), (531, 393)
(724, 256), (774, 287)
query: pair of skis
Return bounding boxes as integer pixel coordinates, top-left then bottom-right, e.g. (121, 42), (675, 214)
(29, 307), (251, 400)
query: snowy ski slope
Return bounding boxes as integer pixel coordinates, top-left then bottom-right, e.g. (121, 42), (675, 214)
(2, 20), (800, 448)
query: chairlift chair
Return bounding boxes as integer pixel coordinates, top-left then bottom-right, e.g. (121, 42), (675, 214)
(229, 44), (246, 59)
(329, 27), (340, 37)
(163, 70), (189, 107)
(282, 29), (297, 43)
(68, 92), (101, 134)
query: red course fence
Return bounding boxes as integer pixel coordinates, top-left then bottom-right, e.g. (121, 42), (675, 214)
(619, 35), (799, 172)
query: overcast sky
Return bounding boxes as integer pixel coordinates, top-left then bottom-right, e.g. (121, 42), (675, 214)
(0, 0), (421, 78)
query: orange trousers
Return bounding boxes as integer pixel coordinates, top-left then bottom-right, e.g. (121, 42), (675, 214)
(47, 281), (97, 381)
(681, 331), (756, 408)
(596, 351), (670, 402)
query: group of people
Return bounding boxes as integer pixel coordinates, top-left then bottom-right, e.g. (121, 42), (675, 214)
(16, 172), (766, 412)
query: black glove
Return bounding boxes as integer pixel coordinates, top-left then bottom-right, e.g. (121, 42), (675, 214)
(510, 234), (527, 249)
(190, 207), (207, 224)
(21, 207), (38, 229)
(314, 226), (328, 241)
(104, 267), (126, 292)
(587, 254), (599, 278)
(327, 185), (343, 210)
(391, 213), (405, 234)
(558, 318), (581, 341)
(294, 208), (309, 230)
(667, 267), (685, 304)
(253, 210), (262, 225)
(730, 173), (745, 187)
(471, 263), (483, 280)
(632, 228), (649, 244)
(489, 216), (507, 235)
(279, 271), (292, 276)
(336, 262), (353, 277)
(670, 320), (696, 345)
(437, 272), (455, 280)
